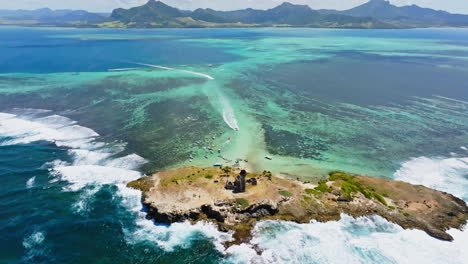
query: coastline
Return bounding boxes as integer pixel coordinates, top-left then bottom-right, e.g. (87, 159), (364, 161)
(128, 166), (468, 245)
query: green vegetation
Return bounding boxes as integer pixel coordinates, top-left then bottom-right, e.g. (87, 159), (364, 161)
(329, 171), (388, 203)
(127, 177), (152, 192)
(305, 188), (319, 195)
(305, 188), (322, 198)
(388, 206), (396, 210)
(222, 167), (232, 173)
(330, 172), (371, 199)
(372, 192), (387, 206)
(159, 167), (223, 187)
(279, 190), (293, 197)
(236, 198), (250, 209)
(403, 212), (410, 217)
(315, 180), (332, 193)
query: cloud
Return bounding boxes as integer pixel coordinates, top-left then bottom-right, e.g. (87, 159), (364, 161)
(0, 0), (467, 14)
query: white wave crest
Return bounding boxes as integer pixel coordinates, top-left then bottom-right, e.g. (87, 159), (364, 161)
(0, 110), (233, 254)
(394, 156), (468, 201)
(225, 214), (468, 264)
(0, 113), (98, 148)
(225, 154), (468, 263)
(0, 111), (145, 211)
(26, 176), (36, 189)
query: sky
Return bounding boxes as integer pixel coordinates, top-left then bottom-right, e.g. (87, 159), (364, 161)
(0, 0), (467, 14)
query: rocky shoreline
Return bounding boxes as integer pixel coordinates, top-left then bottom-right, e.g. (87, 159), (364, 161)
(127, 167), (468, 245)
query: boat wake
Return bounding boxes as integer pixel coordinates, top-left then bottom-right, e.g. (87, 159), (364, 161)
(134, 61), (239, 130)
(135, 62), (215, 80)
(108, 68), (141, 72)
(219, 93), (240, 131)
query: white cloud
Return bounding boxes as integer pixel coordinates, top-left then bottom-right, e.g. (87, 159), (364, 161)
(0, 0), (467, 14)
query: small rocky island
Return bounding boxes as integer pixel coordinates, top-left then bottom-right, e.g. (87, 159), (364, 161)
(128, 167), (468, 245)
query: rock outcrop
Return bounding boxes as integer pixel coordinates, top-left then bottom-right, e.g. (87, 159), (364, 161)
(128, 167), (468, 245)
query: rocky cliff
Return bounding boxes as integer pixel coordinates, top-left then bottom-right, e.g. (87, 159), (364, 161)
(128, 167), (468, 245)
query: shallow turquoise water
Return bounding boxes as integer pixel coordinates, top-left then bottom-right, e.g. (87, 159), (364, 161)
(0, 27), (467, 263)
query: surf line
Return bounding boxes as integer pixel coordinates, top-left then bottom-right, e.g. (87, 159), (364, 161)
(135, 62), (215, 80)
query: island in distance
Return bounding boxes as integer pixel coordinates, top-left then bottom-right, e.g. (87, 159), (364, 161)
(2, 0), (468, 28)
(127, 166), (468, 246)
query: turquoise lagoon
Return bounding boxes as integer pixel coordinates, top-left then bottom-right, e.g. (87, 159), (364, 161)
(0, 27), (467, 263)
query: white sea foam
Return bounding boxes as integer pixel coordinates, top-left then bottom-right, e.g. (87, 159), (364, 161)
(224, 214), (468, 264)
(0, 110), (233, 254)
(22, 231), (45, 249)
(0, 113), (98, 148)
(394, 156), (468, 201)
(126, 218), (233, 252)
(224, 154), (468, 263)
(0, 111), (145, 210)
(52, 165), (142, 192)
(118, 180), (234, 253)
(22, 230), (48, 262)
(4, 110), (468, 262)
(26, 176), (36, 189)
(136, 62), (215, 80)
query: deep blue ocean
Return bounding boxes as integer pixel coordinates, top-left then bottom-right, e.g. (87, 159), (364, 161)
(0, 27), (467, 263)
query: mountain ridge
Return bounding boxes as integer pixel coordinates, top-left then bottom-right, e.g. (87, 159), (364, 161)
(320, 0), (468, 27)
(106, 1), (388, 28)
(1, 0), (468, 28)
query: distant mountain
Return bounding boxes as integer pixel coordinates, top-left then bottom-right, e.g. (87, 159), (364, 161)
(2, 0), (467, 28)
(111, 0), (183, 23)
(108, 1), (388, 28)
(0, 8), (106, 25)
(320, 0), (468, 27)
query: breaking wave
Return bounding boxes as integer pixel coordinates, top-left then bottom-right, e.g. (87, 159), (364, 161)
(225, 214), (468, 264)
(223, 153), (468, 264)
(394, 155), (468, 201)
(0, 110), (233, 254)
(3, 110), (467, 264)
(26, 176), (36, 189)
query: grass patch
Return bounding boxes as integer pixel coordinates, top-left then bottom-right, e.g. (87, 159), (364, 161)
(315, 180), (332, 193)
(329, 171), (354, 182)
(279, 190), (293, 197)
(236, 198), (249, 209)
(329, 171), (375, 200)
(388, 206), (396, 210)
(127, 177), (152, 192)
(305, 188), (320, 195)
(372, 192), (387, 206)
(204, 174), (214, 179)
(402, 212), (410, 217)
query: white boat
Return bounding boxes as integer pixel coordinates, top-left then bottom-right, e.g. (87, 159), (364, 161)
(265, 156), (272, 160)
